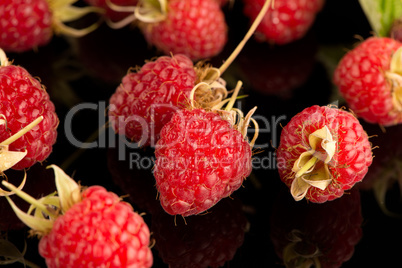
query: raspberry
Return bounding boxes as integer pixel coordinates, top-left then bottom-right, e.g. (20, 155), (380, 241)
(151, 198), (248, 267)
(108, 0), (272, 147)
(333, 37), (402, 126)
(276, 105), (372, 203)
(0, 0), (52, 52)
(0, 49), (58, 170)
(270, 188), (362, 268)
(107, 0), (228, 60)
(154, 104), (254, 216)
(242, 0), (324, 45)
(3, 165), (153, 268)
(0, 0), (100, 52)
(108, 54), (197, 147)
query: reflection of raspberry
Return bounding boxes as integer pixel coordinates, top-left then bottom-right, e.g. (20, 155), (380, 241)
(107, 142), (161, 214)
(270, 188), (363, 268)
(0, 51), (59, 169)
(238, 36), (316, 98)
(108, 54), (196, 147)
(152, 198), (248, 268)
(276, 105), (372, 203)
(154, 108), (253, 216)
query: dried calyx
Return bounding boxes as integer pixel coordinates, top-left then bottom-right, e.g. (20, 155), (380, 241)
(0, 48), (11, 67)
(190, 80), (259, 148)
(190, 0), (273, 106)
(105, 0), (168, 29)
(48, 0), (103, 37)
(290, 126), (336, 201)
(1, 165), (82, 237)
(0, 116), (44, 196)
(386, 46), (402, 112)
(283, 230), (322, 268)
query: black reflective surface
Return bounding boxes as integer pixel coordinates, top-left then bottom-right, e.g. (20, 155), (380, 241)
(1, 0), (402, 267)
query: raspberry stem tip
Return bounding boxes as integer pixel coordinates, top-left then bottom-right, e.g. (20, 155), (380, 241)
(0, 170), (26, 197)
(218, 0), (273, 74)
(0, 116), (44, 174)
(0, 116), (44, 146)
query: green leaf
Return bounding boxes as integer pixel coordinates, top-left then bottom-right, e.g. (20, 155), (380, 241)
(359, 0), (402, 37)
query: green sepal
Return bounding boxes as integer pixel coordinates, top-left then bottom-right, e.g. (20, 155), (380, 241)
(4, 196), (53, 234)
(47, 164), (81, 214)
(359, 0), (402, 37)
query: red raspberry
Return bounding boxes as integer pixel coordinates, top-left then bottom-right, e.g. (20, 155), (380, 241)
(139, 0), (227, 60)
(270, 188), (362, 268)
(276, 105), (372, 203)
(0, 50), (58, 169)
(154, 107), (253, 216)
(0, 0), (52, 53)
(242, 0), (324, 45)
(0, 0), (100, 52)
(108, 54), (197, 147)
(3, 165), (153, 268)
(333, 37), (402, 126)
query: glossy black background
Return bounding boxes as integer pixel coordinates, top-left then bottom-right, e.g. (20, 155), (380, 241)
(1, 0), (402, 267)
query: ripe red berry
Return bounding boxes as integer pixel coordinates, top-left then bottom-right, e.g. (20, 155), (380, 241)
(242, 0), (324, 45)
(154, 107), (253, 216)
(0, 0), (100, 52)
(0, 49), (58, 170)
(108, 54), (198, 147)
(276, 105), (372, 203)
(153, 80), (258, 216)
(333, 36), (402, 126)
(143, 0), (227, 60)
(3, 165), (153, 268)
